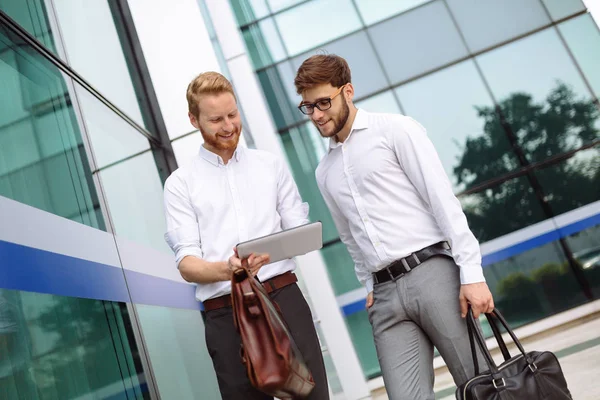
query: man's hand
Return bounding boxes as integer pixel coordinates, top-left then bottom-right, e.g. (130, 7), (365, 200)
(229, 248), (270, 276)
(459, 282), (494, 318)
(366, 291), (374, 309)
(246, 253), (270, 276)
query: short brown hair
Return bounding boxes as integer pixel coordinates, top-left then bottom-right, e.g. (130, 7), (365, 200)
(294, 54), (351, 94)
(186, 71), (236, 117)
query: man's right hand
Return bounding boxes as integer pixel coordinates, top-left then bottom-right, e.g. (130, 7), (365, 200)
(366, 291), (374, 309)
(228, 248), (270, 277)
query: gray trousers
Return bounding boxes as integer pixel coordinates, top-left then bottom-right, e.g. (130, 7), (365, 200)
(367, 256), (485, 400)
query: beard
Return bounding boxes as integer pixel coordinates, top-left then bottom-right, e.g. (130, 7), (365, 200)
(200, 125), (241, 152)
(317, 100), (350, 139)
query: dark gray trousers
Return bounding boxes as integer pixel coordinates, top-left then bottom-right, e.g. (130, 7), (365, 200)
(368, 256), (485, 400)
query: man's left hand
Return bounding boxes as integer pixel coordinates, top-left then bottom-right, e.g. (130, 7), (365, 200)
(459, 282), (494, 319)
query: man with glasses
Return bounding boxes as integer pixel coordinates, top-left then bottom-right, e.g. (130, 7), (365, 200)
(295, 54), (493, 399)
(163, 72), (329, 400)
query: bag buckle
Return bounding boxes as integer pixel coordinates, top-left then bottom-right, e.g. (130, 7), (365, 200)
(528, 363), (538, 373)
(493, 378), (506, 389)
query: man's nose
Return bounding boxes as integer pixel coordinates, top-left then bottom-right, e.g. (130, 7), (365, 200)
(311, 108), (325, 121)
(223, 118), (234, 132)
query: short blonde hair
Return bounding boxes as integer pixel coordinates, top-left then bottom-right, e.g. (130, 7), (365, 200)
(186, 72), (236, 117)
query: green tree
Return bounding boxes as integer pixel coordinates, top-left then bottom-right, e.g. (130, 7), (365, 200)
(454, 83), (600, 241)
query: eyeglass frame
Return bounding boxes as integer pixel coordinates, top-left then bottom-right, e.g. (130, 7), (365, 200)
(297, 84), (347, 115)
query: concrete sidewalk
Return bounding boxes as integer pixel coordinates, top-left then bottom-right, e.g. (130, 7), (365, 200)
(370, 311), (600, 400)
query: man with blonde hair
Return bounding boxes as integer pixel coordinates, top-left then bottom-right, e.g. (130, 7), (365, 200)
(163, 71), (329, 399)
(295, 55), (492, 399)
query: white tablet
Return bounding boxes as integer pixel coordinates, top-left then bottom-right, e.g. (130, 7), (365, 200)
(236, 221), (323, 264)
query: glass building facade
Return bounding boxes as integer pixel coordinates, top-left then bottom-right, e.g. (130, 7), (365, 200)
(229, 0), (600, 378)
(1, 0), (599, 398)
(0, 0), (222, 398)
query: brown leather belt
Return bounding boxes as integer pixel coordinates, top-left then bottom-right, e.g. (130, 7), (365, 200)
(203, 271), (297, 312)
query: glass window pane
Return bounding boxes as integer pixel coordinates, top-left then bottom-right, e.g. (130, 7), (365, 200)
(483, 239), (588, 329)
(0, 0), (57, 53)
(279, 125), (339, 243)
(460, 176), (547, 242)
(291, 31), (389, 99)
(230, 0), (269, 26)
(171, 133), (203, 166)
(476, 28), (599, 164)
(52, 0), (147, 129)
(267, 0), (304, 13)
(274, 0), (362, 56)
(0, 24), (103, 229)
(75, 85), (150, 169)
(541, 0), (586, 21)
(257, 62), (307, 130)
(241, 18), (287, 69)
(99, 152), (169, 253)
(534, 147), (600, 216)
(559, 13), (600, 98)
(135, 305), (221, 399)
(0, 289), (149, 399)
(344, 310), (380, 378)
(355, 0), (429, 25)
(567, 224), (600, 298)
(395, 60), (517, 193)
(355, 90), (402, 115)
(446, 0), (550, 53)
(368, 0), (468, 84)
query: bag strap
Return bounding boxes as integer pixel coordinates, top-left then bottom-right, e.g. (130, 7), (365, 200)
(488, 308), (531, 362)
(467, 310), (479, 375)
(466, 307), (536, 376)
(467, 307), (499, 374)
(486, 312), (512, 362)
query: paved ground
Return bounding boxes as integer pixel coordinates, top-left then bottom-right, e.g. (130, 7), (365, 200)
(371, 315), (600, 399)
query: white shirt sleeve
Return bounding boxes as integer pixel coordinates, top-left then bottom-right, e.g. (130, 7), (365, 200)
(390, 116), (486, 285)
(275, 156), (310, 230)
(163, 174), (204, 267)
(317, 176), (373, 293)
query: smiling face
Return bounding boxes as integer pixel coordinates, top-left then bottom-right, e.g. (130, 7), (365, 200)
(188, 92), (241, 158)
(301, 83), (353, 141)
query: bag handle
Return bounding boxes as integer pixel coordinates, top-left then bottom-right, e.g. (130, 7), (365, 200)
(468, 309), (512, 375)
(467, 307), (537, 377)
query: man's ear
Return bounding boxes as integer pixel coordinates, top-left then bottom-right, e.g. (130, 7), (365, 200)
(343, 83), (355, 102)
(188, 111), (199, 130)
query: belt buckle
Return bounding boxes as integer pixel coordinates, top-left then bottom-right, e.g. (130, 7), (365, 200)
(388, 268), (403, 282)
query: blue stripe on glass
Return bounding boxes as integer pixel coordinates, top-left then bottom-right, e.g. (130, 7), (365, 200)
(0, 239), (130, 302)
(0, 239), (199, 311)
(481, 230), (561, 266)
(124, 269), (200, 310)
(341, 299), (366, 316)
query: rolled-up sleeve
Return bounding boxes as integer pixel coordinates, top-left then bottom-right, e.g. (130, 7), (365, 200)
(275, 157), (310, 230)
(163, 174), (203, 267)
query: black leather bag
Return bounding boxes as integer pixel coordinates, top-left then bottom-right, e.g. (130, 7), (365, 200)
(456, 307), (572, 400)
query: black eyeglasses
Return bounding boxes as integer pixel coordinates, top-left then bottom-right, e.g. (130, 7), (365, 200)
(298, 85), (346, 115)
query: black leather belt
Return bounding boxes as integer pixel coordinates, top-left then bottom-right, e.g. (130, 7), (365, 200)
(373, 241), (452, 285)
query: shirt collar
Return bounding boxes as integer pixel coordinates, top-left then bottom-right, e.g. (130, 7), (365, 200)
(198, 144), (242, 166)
(328, 108), (369, 151)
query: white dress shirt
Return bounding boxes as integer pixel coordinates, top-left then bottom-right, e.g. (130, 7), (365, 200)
(316, 109), (485, 293)
(163, 145), (309, 302)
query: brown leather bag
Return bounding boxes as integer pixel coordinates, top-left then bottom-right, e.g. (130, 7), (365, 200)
(230, 260), (315, 399)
